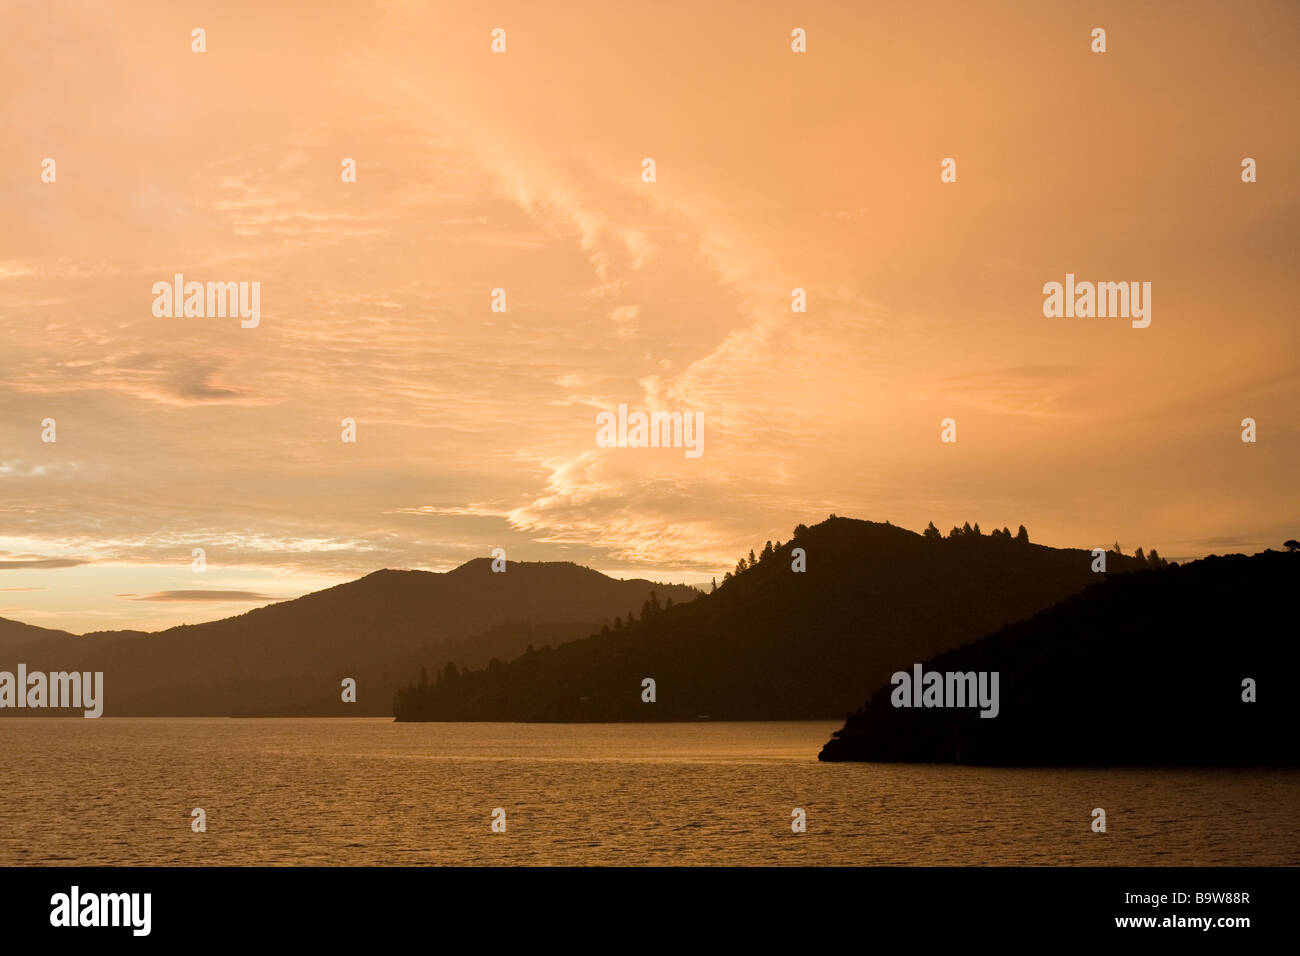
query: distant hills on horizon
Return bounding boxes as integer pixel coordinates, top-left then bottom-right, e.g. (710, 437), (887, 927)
(393, 517), (1159, 722)
(0, 560), (700, 716)
(9, 514), (1266, 743)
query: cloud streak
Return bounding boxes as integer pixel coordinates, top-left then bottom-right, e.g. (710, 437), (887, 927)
(117, 590), (281, 603)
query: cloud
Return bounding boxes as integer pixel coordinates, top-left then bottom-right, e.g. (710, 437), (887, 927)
(0, 556), (89, 570)
(116, 590), (280, 603)
(0, 260), (36, 280)
(609, 305), (640, 337)
(6, 351), (265, 407)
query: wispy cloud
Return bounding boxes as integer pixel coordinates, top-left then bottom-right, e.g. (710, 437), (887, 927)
(117, 590), (281, 603)
(0, 555), (90, 570)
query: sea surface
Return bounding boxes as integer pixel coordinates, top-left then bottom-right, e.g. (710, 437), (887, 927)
(1, 718), (1296, 866)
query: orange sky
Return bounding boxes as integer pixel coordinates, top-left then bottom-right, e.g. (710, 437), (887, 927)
(2, 0), (1297, 632)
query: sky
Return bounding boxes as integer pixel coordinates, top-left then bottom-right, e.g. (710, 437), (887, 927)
(1, 0), (1298, 633)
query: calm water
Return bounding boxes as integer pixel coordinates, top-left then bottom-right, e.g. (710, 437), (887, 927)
(1, 718), (1296, 866)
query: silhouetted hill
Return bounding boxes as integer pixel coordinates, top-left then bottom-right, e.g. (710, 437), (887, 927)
(1, 562), (698, 716)
(394, 517), (1154, 721)
(818, 550), (1298, 764)
(0, 618), (76, 649)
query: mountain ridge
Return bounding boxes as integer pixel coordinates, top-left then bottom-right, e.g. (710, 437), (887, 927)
(394, 517), (1158, 721)
(0, 559), (699, 716)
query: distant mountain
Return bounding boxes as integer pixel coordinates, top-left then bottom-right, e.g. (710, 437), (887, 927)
(394, 517), (1155, 721)
(1, 561), (699, 716)
(818, 550), (1299, 764)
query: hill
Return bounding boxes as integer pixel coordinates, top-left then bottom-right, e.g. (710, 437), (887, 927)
(818, 550), (1299, 764)
(0, 617), (77, 649)
(394, 517), (1155, 721)
(1, 561), (698, 716)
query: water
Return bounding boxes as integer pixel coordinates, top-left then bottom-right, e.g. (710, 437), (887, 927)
(1, 718), (1295, 866)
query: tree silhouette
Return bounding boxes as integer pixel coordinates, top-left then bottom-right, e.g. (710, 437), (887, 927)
(923, 521), (941, 539)
(1015, 525), (1029, 543)
(394, 515), (1181, 723)
(1285, 539), (1299, 553)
